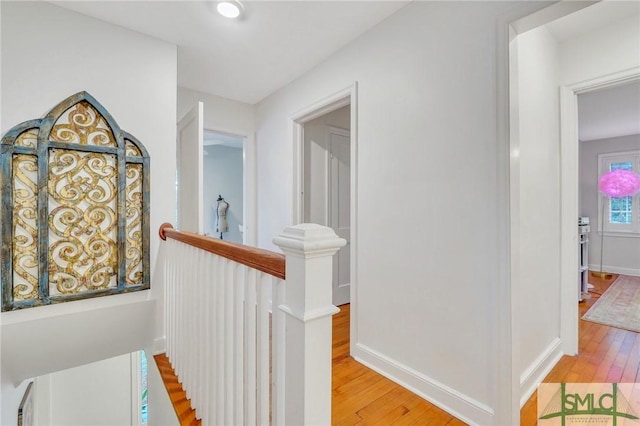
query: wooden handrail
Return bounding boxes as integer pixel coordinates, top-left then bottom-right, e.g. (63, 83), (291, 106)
(159, 223), (285, 280)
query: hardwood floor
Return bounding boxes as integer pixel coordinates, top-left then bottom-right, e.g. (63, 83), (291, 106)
(520, 272), (634, 425)
(332, 304), (466, 425)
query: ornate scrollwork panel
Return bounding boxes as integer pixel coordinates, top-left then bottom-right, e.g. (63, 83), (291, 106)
(50, 101), (116, 147)
(15, 128), (38, 148)
(12, 154), (39, 301)
(2, 92), (150, 311)
(48, 149), (118, 295)
(125, 163), (143, 285)
(125, 139), (142, 157)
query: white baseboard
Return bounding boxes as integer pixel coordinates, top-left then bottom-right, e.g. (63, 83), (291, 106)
(588, 264), (640, 277)
(519, 337), (563, 407)
(352, 343), (493, 426)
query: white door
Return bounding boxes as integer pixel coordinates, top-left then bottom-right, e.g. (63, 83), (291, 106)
(329, 129), (350, 306)
(176, 102), (204, 233)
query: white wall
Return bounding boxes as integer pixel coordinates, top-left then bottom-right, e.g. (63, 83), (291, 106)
(580, 134), (640, 276)
(34, 354), (135, 426)
(177, 87), (257, 244)
(32, 351), (179, 426)
(303, 106), (350, 224)
(512, 25), (563, 404)
(1, 1), (177, 422)
(255, 2), (543, 423)
(204, 145), (244, 243)
(560, 14), (640, 85)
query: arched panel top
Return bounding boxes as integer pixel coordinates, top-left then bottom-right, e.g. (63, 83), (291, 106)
(40, 92), (122, 147)
(1, 119), (42, 146)
(124, 132), (149, 158)
(49, 101), (116, 147)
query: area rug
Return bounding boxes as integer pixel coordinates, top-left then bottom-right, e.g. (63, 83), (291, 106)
(582, 275), (640, 333)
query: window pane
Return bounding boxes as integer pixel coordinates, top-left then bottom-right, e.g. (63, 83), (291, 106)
(610, 196), (632, 224)
(611, 161), (633, 171)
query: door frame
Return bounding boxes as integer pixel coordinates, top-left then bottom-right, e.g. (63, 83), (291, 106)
(558, 68), (640, 354)
(203, 127), (253, 245)
(290, 83), (358, 347)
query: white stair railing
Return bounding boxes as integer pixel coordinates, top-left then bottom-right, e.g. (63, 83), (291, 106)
(160, 223), (345, 425)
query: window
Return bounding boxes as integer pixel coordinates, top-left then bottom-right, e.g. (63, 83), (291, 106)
(1, 92), (150, 310)
(598, 151), (640, 235)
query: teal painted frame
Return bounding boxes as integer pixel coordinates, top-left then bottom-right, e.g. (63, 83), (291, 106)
(1, 92), (151, 310)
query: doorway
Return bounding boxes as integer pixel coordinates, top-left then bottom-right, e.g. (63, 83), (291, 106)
(291, 84), (358, 336)
(203, 130), (246, 243)
(176, 101), (251, 244)
(508, 0), (640, 408)
(302, 108), (351, 305)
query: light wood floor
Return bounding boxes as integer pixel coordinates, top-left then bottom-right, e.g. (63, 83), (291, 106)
(334, 273), (635, 426)
(331, 304), (466, 425)
(519, 272), (632, 424)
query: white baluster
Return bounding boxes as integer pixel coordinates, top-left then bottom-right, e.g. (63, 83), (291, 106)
(271, 276), (286, 426)
(216, 254), (225, 425)
(273, 224), (346, 426)
(234, 264), (246, 425)
(256, 272), (270, 425)
(245, 267), (257, 424)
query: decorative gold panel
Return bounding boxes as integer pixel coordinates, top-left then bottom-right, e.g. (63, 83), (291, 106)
(125, 140), (142, 157)
(50, 101), (116, 147)
(12, 154), (39, 300)
(15, 128), (38, 148)
(48, 149), (118, 294)
(125, 163), (143, 285)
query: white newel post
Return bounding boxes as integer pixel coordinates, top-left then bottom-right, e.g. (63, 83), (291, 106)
(273, 224), (346, 426)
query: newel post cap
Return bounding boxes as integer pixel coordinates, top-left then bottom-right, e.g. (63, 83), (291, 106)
(273, 223), (346, 257)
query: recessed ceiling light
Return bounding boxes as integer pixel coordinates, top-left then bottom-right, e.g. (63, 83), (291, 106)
(217, 1), (243, 19)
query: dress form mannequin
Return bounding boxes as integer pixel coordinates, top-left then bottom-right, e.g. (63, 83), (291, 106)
(216, 195), (229, 239)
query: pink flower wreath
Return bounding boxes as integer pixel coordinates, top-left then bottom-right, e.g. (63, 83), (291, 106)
(599, 169), (640, 198)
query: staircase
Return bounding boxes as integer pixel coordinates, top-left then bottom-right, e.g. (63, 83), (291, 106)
(155, 354), (201, 426)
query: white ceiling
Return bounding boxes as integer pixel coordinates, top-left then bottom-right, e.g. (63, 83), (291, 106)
(546, 0), (640, 42)
(204, 130), (244, 148)
(546, 1), (640, 142)
(50, 0), (408, 104)
(578, 81), (640, 142)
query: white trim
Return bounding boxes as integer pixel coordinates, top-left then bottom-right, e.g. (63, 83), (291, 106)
(352, 343), (493, 426)
(588, 264), (640, 277)
(518, 338), (563, 408)
(289, 82), (359, 358)
(559, 86), (580, 356)
(131, 351), (143, 426)
(598, 231), (640, 239)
